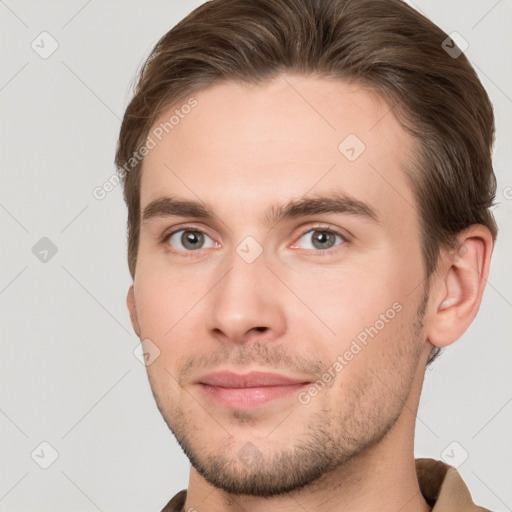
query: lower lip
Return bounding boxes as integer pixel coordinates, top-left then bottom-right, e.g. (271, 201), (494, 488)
(198, 383), (309, 408)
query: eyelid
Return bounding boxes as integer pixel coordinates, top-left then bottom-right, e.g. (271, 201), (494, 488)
(289, 224), (349, 251)
(160, 222), (350, 254)
(160, 224), (219, 249)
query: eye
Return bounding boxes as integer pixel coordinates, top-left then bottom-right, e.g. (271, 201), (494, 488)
(166, 229), (217, 252)
(293, 228), (346, 251)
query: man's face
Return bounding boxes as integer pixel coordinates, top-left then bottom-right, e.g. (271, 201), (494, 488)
(129, 74), (432, 496)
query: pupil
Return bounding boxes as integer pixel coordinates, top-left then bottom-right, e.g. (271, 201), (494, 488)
(182, 231), (203, 249)
(313, 231), (334, 249)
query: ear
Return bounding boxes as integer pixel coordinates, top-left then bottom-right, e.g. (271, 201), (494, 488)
(426, 225), (494, 348)
(126, 285), (142, 338)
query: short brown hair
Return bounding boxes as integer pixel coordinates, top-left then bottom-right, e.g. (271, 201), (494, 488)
(116, 0), (497, 297)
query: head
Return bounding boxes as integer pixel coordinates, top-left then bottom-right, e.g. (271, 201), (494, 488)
(117, 0), (496, 498)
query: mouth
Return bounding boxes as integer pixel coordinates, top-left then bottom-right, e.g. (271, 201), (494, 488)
(196, 370), (311, 409)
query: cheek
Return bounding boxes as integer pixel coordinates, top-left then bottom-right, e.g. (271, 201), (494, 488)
(134, 263), (194, 340)
(283, 262), (400, 341)
(281, 261), (415, 386)
(133, 260), (218, 379)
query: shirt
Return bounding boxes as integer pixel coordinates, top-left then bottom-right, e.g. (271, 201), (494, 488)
(160, 458), (492, 511)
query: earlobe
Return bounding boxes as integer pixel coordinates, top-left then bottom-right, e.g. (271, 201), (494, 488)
(126, 285), (142, 338)
(427, 226), (493, 348)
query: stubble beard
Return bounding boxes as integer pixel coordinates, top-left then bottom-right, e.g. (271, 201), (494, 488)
(149, 292), (428, 497)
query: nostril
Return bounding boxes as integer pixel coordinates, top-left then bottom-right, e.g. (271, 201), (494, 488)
(255, 326), (267, 332)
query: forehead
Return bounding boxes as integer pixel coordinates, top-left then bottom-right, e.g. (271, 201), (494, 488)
(140, 74), (418, 230)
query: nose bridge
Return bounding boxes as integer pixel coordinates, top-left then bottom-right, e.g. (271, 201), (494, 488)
(219, 253), (262, 303)
(206, 245), (286, 343)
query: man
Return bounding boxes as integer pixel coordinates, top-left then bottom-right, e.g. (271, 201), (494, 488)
(116, 0), (497, 510)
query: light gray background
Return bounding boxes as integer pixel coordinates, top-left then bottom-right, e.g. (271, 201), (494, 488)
(1, 1), (511, 511)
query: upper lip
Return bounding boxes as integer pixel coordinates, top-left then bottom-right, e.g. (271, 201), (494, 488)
(197, 371), (311, 388)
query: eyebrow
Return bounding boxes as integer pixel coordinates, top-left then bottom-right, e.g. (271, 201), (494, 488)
(141, 192), (379, 227)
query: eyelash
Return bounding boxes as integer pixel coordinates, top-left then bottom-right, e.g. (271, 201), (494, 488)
(160, 224), (348, 257)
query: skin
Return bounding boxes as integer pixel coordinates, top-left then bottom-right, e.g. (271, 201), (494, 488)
(126, 74), (493, 512)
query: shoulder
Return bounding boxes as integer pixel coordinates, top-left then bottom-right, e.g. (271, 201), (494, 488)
(160, 489), (187, 512)
(416, 458), (493, 511)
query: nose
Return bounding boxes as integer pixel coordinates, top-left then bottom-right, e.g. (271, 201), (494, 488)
(205, 249), (287, 345)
